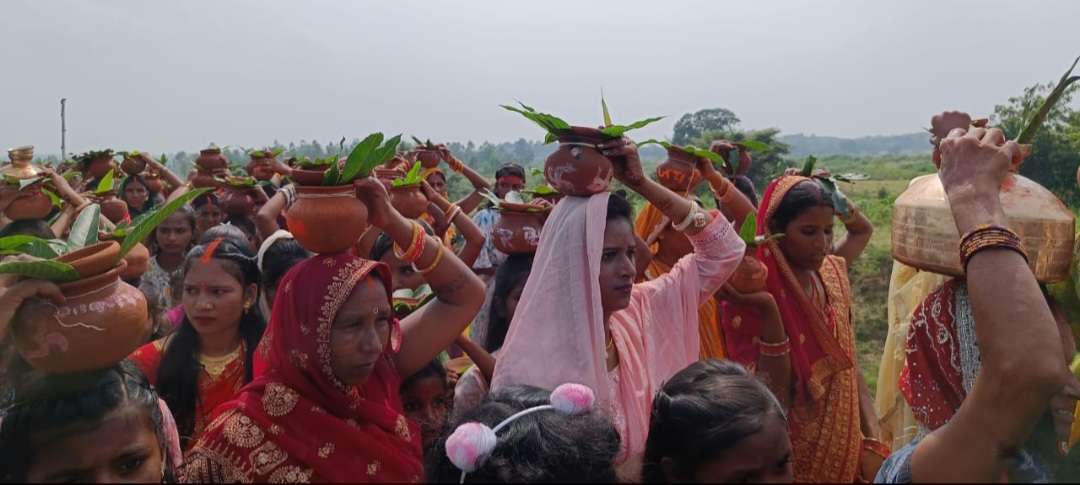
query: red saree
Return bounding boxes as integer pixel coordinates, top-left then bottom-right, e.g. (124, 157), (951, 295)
(179, 254), (422, 483)
(721, 176), (887, 482)
(898, 279), (966, 431)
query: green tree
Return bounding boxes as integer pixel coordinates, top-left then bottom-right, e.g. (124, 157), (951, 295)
(692, 127), (790, 187)
(992, 81), (1080, 206)
(672, 108), (740, 145)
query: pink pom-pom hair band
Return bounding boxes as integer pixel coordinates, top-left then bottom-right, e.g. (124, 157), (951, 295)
(444, 383), (596, 483)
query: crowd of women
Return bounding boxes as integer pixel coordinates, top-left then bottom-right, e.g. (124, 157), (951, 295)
(0, 107), (1077, 483)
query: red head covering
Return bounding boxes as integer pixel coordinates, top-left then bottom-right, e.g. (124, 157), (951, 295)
(180, 253), (421, 483)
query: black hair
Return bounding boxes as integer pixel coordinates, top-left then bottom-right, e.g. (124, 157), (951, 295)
(223, 215), (256, 239)
(768, 179), (834, 235)
(0, 218), (57, 239)
(485, 253), (534, 352)
(402, 360), (448, 394)
(156, 239), (265, 448)
(729, 175), (759, 208)
(192, 192), (220, 210)
(642, 359), (787, 483)
(427, 385), (620, 483)
(606, 190), (633, 224)
(120, 174), (155, 215)
(0, 360), (177, 483)
(198, 223), (249, 248)
(494, 163), (526, 180)
(149, 205), (196, 255)
(370, 220), (435, 262)
(260, 237), (311, 304)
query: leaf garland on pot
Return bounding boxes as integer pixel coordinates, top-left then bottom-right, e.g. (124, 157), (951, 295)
(500, 99), (663, 143)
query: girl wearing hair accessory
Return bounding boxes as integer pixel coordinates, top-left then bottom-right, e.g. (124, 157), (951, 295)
(130, 238), (266, 449)
(179, 178), (485, 482)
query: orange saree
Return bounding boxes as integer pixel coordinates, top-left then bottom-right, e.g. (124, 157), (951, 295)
(720, 176), (887, 482)
(634, 202), (726, 359)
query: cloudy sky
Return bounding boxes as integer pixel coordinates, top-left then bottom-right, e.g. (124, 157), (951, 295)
(2, 0), (1078, 155)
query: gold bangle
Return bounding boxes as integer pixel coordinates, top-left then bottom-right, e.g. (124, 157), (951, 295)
(412, 243), (444, 274)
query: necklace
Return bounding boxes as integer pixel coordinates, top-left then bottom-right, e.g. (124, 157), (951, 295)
(199, 344), (243, 379)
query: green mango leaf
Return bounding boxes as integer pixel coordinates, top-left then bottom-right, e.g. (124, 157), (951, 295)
(272, 147), (285, 157)
(0, 259), (79, 282)
(0, 235), (62, 258)
(411, 136), (425, 147)
(391, 162), (424, 188)
(602, 92), (613, 128)
(18, 177), (42, 190)
(500, 102), (571, 135)
(61, 170), (81, 182)
(119, 188), (209, 258)
(524, 184), (560, 196)
(1018, 56), (1080, 144)
(543, 132), (558, 144)
(600, 116), (665, 138)
(322, 161), (341, 186)
(800, 155), (817, 177)
(95, 169), (116, 195)
(738, 140), (770, 152)
(42, 188), (62, 208)
(66, 204), (101, 250)
(738, 213), (758, 245)
(478, 189), (503, 209)
(339, 132), (383, 185)
(365, 135), (403, 179)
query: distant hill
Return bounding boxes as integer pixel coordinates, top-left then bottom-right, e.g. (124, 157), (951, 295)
(779, 133), (931, 157)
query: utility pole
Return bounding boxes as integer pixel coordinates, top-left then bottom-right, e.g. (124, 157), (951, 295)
(60, 98), (67, 162)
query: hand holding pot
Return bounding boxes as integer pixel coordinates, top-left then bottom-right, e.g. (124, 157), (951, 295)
(600, 137), (646, 187)
(714, 283), (775, 309)
(937, 124), (1019, 233)
(0, 269), (65, 342)
(355, 177), (403, 231)
(40, 167), (81, 205)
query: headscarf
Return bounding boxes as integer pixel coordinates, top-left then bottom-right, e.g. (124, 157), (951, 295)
(181, 253), (422, 483)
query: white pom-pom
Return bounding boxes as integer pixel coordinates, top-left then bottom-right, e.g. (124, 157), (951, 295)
(550, 383), (595, 415)
(445, 422), (498, 472)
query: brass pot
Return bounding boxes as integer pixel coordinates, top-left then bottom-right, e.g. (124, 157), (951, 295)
(891, 173), (1075, 282)
(3, 145), (41, 179)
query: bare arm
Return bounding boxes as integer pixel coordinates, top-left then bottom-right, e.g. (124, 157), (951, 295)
(701, 162), (755, 230)
(255, 185), (291, 240)
(454, 334), (496, 384)
(141, 153), (184, 196)
(454, 190), (485, 216)
(718, 286), (792, 410)
(910, 125), (1073, 482)
(831, 201), (873, 267)
(357, 179), (486, 378)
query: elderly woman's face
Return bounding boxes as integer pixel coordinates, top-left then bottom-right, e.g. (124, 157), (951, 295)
(330, 276), (391, 386)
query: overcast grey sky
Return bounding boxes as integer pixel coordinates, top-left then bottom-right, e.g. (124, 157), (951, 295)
(2, 0), (1078, 155)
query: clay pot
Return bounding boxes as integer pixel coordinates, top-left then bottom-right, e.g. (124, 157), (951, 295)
(286, 185), (368, 254)
(656, 146), (702, 192)
(13, 263), (151, 374)
(292, 167), (330, 186)
(144, 174), (164, 194)
(57, 241), (121, 279)
(4, 186), (53, 221)
(389, 184), (429, 219)
(492, 203), (549, 254)
(120, 156), (146, 176)
(86, 156), (115, 181)
(98, 192), (130, 223)
(729, 251), (768, 294)
(415, 149), (441, 169)
(119, 242), (150, 281)
(221, 188), (255, 217)
(545, 127), (614, 197)
(196, 148), (228, 172)
(190, 173), (220, 189)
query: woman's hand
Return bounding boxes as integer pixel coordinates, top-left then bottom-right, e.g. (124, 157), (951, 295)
(436, 144), (464, 172)
(600, 137), (646, 187)
(937, 124), (1019, 234)
(354, 177), (404, 231)
(0, 274), (65, 342)
(715, 283), (776, 309)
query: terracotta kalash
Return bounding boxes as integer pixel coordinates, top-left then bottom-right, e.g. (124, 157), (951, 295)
(485, 191), (551, 254)
(893, 60), (1080, 282)
(285, 133), (402, 254)
(1, 188), (207, 373)
(388, 162), (430, 219)
(2, 146), (53, 221)
(247, 148), (282, 182)
(501, 99), (663, 197)
(410, 137), (442, 169)
(192, 147), (228, 188)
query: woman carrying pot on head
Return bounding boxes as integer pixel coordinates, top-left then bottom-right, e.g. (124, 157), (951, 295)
(179, 178), (485, 482)
(129, 238), (266, 449)
(418, 145), (491, 244)
(634, 145), (755, 360)
(490, 138), (745, 481)
(716, 167), (883, 481)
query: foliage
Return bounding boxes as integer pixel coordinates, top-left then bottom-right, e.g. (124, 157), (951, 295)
(672, 108), (740, 145)
(94, 169), (116, 194)
(501, 101), (662, 143)
(410, 137), (438, 150)
(66, 204), (101, 250)
(333, 133), (402, 185)
(390, 162), (424, 188)
(692, 127), (791, 187)
(118, 188), (210, 258)
(1017, 56), (1080, 144)
(638, 139), (725, 166)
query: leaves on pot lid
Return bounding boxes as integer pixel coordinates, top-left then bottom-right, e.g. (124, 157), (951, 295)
(0, 259), (79, 282)
(67, 204), (101, 250)
(0, 235), (62, 259)
(390, 162), (424, 188)
(94, 169), (117, 195)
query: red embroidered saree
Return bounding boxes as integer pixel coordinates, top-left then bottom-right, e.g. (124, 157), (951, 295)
(180, 254), (422, 483)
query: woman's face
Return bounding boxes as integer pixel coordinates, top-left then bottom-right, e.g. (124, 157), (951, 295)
(683, 413), (793, 483)
(495, 176), (525, 198)
(182, 259), (255, 338)
(154, 213), (193, 257)
(331, 276), (391, 386)
(25, 404), (165, 483)
(401, 375), (450, 449)
(776, 205), (834, 272)
(195, 203), (223, 235)
(599, 218), (636, 316)
(123, 181), (149, 210)
(380, 250), (424, 292)
(428, 173), (448, 197)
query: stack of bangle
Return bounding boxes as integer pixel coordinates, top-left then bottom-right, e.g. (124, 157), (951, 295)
(448, 157), (464, 173)
(412, 244), (445, 274)
(444, 204), (462, 223)
(959, 224), (1027, 268)
(755, 337), (791, 357)
(393, 222), (427, 263)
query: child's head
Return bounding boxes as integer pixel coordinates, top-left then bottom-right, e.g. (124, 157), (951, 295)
(485, 253), (534, 352)
(643, 359), (792, 483)
(401, 360), (451, 451)
(0, 360), (179, 483)
(369, 221), (435, 292)
(428, 384), (620, 483)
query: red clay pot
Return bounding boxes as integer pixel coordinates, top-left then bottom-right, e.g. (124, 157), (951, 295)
(119, 242), (150, 281)
(729, 251), (768, 294)
(492, 202), (549, 254)
(13, 262), (151, 373)
(286, 185), (368, 254)
(415, 149), (441, 169)
(247, 156), (276, 181)
(545, 127), (613, 197)
(221, 188), (256, 217)
(98, 192), (130, 224)
(120, 156), (146, 176)
(656, 146), (702, 193)
(4, 185), (53, 221)
(87, 156), (115, 181)
(292, 167), (331, 186)
(390, 184), (429, 219)
(195, 148), (228, 172)
(144, 174), (164, 194)
(57, 241), (121, 280)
